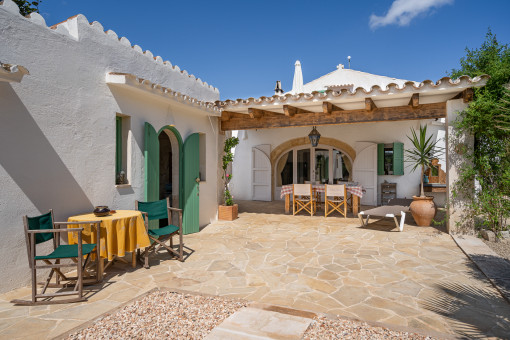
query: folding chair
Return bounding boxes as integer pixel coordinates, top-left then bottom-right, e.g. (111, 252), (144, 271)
(135, 197), (184, 268)
(293, 184), (316, 216)
(12, 210), (101, 305)
(325, 184), (347, 218)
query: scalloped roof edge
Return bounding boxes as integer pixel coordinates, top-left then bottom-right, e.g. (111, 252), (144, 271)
(216, 75), (490, 107)
(0, 0), (218, 94)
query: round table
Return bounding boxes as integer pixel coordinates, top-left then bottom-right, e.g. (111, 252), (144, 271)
(68, 210), (150, 278)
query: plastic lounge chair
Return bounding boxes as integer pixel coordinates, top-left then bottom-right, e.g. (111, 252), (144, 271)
(135, 197), (184, 268)
(12, 210), (101, 305)
(358, 198), (413, 232)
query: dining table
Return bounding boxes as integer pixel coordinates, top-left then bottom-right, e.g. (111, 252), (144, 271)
(280, 183), (364, 214)
(67, 210), (150, 280)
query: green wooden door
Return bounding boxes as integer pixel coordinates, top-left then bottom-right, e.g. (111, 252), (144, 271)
(182, 133), (200, 234)
(144, 122), (160, 229)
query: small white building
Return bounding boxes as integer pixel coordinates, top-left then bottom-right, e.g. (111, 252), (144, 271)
(0, 1), (223, 293)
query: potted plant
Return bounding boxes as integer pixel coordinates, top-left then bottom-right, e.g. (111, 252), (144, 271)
(405, 125), (444, 226)
(218, 136), (240, 221)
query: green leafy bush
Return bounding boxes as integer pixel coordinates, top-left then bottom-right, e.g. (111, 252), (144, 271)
(450, 29), (510, 234)
(222, 136), (239, 206)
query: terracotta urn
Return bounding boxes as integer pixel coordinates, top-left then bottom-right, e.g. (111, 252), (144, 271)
(409, 196), (436, 226)
(218, 204), (238, 221)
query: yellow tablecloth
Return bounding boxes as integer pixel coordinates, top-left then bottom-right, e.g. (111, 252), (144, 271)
(68, 210), (150, 261)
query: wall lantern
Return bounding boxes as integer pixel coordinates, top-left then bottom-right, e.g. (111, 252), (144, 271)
(308, 126), (321, 147)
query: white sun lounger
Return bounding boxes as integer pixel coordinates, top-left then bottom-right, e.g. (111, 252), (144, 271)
(358, 199), (412, 232)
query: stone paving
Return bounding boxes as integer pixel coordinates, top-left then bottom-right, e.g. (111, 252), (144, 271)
(1, 200), (510, 339)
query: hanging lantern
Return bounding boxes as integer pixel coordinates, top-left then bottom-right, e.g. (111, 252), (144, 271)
(308, 126), (321, 147)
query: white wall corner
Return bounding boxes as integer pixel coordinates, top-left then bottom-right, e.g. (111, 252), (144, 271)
(445, 98), (472, 234)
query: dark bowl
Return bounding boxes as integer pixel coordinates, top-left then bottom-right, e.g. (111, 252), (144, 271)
(93, 206), (110, 217)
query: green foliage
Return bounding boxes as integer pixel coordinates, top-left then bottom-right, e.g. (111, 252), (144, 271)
(221, 136), (239, 206)
(450, 29), (510, 233)
(404, 125), (444, 197)
(13, 0), (41, 16)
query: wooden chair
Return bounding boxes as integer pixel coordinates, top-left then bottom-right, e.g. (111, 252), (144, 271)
(135, 197), (184, 268)
(325, 184), (347, 218)
(12, 210), (101, 305)
(293, 184), (316, 216)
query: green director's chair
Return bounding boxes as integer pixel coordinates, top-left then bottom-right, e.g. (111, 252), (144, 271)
(12, 210), (101, 305)
(135, 197), (184, 268)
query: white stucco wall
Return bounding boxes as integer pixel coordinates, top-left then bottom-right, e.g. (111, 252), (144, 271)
(0, 3), (220, 293)
(231, 120), (447, 205)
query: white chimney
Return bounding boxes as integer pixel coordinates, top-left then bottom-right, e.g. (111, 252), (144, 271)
(291, 60), (304, 94)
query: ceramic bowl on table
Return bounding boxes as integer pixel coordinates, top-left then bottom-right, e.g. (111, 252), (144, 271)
(93, 206), (110, 217)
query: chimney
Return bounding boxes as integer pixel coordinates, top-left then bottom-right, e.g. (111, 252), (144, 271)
(274, 80), (284, 95)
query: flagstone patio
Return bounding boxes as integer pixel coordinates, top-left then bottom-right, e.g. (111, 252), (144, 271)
(1, 200), (509, 339)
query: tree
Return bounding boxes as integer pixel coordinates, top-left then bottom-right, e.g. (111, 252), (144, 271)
(449, 29), (510, 233)
(13, 0), (41, 17)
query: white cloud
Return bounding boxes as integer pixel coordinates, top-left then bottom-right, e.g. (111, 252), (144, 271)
(369, 0), (453, 30)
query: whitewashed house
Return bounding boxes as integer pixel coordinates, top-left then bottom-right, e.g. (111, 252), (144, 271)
(0, 1), (223, 293)
(0, 0), (487, 294)
(221, 61), (487, 223)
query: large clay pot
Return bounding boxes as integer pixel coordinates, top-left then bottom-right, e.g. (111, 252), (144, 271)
(410, 196), (436, 226)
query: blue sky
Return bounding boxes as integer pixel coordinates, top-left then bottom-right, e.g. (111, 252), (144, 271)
(40, 0), (510, 100)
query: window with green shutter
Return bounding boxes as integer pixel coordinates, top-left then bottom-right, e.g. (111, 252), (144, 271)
(377, 142), (404, 176)
(392, 142), (404, 175)
(116, 116), (122, 177)
(115, 115), (130, 184)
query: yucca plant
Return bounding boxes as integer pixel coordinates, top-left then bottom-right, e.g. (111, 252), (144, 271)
(405, 125), (444, 197)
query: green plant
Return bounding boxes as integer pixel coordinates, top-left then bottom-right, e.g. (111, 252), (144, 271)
(448, 29), (510, 234)
(13, 0), (41, 16)
(405, 125), (444, 197)
(222, 136), (239, 206)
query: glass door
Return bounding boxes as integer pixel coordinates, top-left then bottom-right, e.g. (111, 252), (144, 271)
(296, 148), (310, 183)
(314, 148), (329, 184)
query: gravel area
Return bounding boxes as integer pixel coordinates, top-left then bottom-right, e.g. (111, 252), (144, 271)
(482, 239), (510, 261)
(303, 315), (439, 340)
(67, 291), (248, 339)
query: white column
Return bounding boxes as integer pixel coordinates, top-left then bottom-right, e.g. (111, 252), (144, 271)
(446, 99), (472, 234)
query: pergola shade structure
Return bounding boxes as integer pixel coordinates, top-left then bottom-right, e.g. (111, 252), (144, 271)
(216, 76), (487, 131)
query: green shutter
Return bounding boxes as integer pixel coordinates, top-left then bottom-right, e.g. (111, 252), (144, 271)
(144, 122), (160, 229)
(377, 143), (384, 175)
(182, 133), (200, 235)
(116, 117), (122, 176)
(393, 142), (404, 176)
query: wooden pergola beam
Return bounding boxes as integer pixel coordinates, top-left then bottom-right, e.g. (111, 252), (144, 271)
(451, 88), (474, 102)
(409, 93), (419, 108)
(221, 102), (446, 131)
(365, 98), (377, 112)
(322, 102), (343, 114)
(248, 108), (281, 119)
(283, 105), (313, 117)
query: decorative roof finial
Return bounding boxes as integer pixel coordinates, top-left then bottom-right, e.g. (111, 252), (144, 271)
(292, 60), (304, 94)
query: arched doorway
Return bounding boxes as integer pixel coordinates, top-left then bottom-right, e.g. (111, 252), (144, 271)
(270, 137), (356, 200)
(158, 129), (180, 210)
(145, 122), (200, 234)
(275, 144), (354, 197)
